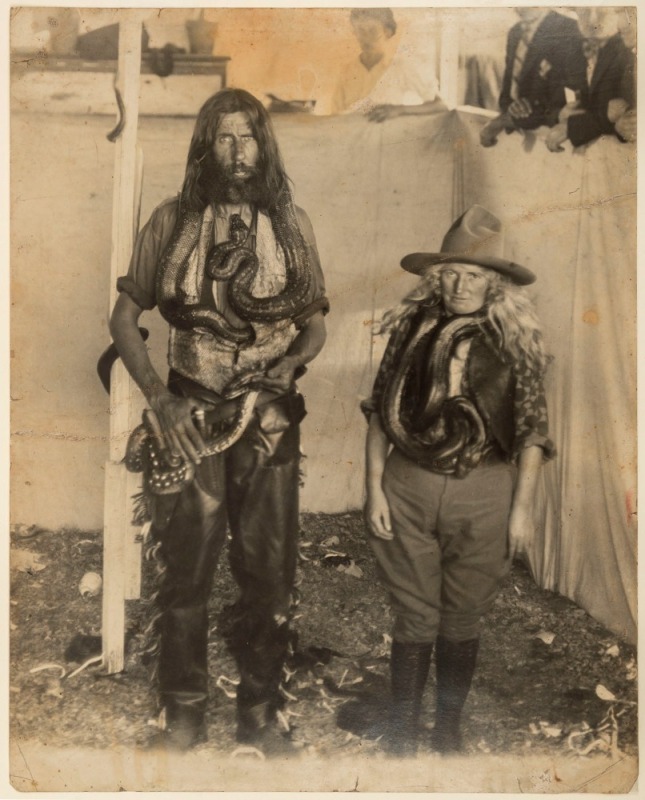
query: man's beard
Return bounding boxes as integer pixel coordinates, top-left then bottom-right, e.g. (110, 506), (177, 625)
(201, 155), (271, 208)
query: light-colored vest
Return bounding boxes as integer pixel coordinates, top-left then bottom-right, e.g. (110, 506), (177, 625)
(167, 205), (298, 394)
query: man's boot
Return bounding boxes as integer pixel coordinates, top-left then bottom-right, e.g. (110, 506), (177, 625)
(386, 640), (433, 757)
(431, 635), (479, 754)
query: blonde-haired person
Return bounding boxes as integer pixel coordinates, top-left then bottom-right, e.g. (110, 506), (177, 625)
(360, 206), (554, 756)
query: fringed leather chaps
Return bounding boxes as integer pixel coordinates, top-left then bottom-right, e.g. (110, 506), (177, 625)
(150, 390), (305, 723)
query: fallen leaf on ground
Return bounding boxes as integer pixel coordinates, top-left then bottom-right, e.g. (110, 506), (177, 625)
(337, 561), (364, 579)
(321, 535), (340, 548)
(11, 550), (47, 573)
(596, 683), (618, 702)
(534, 630), (556, 645)
(539, 722), (563, 738)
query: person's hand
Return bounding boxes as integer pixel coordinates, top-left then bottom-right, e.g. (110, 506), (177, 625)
(607, 98), (629, 124)
(545, 122), (568, 152)
(255, 356), (298, 394)
(367, 104), (402, 123)
(558, 102), (584, 123)
(507, 504), (535, 561)
(365, 485), (393, 540)
(479, 114), (509, 148)
(615, 108), (637, 142)
(508, 97), (532, 120)
(479, 120), (499, 148)
(149, 391), (209, 464)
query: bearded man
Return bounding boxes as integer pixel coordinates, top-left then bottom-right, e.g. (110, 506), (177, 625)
(110, 89), (328, 754)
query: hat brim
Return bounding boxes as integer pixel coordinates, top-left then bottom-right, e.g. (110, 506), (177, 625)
(401, 252), (536, 285)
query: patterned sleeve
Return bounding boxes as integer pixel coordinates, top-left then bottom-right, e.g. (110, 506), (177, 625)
(512, 361), (556, 460)
(360, 315), (414, 423)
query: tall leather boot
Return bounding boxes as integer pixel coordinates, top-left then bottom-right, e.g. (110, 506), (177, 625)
(386, 640), (433, 757)
(153, 606), (210, 750)
(223, 603), (297, 757)
(432, 635), (479, 753)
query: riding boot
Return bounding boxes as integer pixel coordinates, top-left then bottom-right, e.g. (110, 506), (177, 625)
(386, 640), (433, 757)
(153, 606), (211, 750)
(221, 601), (297, 757)
(432, 635), (479, 753)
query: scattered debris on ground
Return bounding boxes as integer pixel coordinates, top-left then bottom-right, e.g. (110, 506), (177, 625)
(10, 513), (637, 760)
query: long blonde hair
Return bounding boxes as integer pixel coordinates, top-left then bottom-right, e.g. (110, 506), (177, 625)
(378, 264), (550, 373)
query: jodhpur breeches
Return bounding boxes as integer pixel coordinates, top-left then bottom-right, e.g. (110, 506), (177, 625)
(370, 448), (514, 644)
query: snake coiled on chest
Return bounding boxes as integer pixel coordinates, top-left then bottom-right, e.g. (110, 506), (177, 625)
(157, 202), (311, 346)
(380, 312), (489, 477)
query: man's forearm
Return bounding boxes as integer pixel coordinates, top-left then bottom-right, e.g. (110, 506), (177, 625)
(398, 98), (447, 116)
(282, 311), (327, 369)
(109, 293), (168, 407)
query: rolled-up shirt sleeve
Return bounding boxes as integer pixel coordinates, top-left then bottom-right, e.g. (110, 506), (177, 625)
(291, 206), (330, 326)
(116, 197), (179, 310)
(512, 361), (556, 460)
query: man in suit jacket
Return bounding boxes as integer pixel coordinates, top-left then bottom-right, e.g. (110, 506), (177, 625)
(480, 8), (586, 147)
(546, 8), (635, 150)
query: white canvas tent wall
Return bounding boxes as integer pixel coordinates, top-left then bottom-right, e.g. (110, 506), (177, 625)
(11, 6), (636, 649)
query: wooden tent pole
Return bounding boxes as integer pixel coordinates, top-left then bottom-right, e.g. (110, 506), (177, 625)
(102, 12), (144, 674)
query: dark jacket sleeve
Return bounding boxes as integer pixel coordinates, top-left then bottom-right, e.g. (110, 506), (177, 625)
(521, 13), (587, 128)
(567, 35), (633, 147)
(499, 23), (521, 112)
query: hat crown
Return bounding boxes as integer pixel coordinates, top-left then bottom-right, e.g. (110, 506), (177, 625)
(440, 205), (503, 261)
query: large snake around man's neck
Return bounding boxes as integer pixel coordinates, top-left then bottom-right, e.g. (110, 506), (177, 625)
(380, 312), (489, 477)
(157, 204), (311, 346)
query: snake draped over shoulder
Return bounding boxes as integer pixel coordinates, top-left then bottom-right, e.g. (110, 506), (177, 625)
(156, 202), (312, 346)
(380, 311), (490, 477)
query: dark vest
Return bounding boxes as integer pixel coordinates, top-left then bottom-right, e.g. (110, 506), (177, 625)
(400, 311), (516, 460)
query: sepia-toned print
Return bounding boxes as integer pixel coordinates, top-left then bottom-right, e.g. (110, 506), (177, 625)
(9, 5), (637, 794)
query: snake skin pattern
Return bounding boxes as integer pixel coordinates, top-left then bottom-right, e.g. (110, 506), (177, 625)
(124, 391), (261, 495)
(380, 313), (489, 477)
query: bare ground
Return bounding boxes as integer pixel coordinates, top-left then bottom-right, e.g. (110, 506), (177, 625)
(10, 511), (638, 783)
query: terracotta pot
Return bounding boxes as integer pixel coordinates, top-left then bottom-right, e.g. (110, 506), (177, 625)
(185, 18), (217, 55)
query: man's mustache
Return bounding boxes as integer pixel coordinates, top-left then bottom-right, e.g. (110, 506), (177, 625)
(226, 163), (258, 179)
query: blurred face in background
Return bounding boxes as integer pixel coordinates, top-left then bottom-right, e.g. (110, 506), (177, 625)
(577, 7), (619, 42)
(617, 7), (636, 49)
(351, 17), (392, 54)
(515, 7), (545, 25)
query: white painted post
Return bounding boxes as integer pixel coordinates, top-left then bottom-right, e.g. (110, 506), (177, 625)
(439, 11), (460, 110)
(102, 12), (144, 674)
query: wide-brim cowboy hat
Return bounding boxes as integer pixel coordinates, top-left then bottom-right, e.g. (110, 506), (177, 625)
(401, 205), (536, 285)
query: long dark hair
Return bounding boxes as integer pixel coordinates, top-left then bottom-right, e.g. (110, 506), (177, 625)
(181, 88), (290, 212)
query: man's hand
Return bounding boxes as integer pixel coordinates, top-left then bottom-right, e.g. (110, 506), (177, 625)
(365, 486), (393, 540)
(546, 122), (568, 152)
(607, 98), (629, 124)
(367, 104), (401, 123)
(558, 102), (584, 123)
(507, 504), (534, 561)
(615, 109), (637, 142)
(508, 97), (532, 120)
(256, 355), (298, 394)
(150, 391), (209, 464)
(479, 113), (510, 148)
